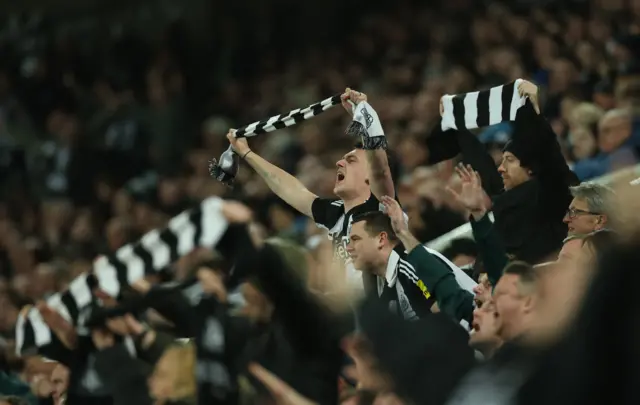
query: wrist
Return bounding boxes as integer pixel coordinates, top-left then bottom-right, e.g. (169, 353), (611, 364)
(241, 150), (252, 160)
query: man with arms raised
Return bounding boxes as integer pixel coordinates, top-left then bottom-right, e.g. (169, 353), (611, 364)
(226, 89), (395, 289)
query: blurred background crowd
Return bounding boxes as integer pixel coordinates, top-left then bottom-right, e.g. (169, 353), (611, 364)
(1, 0), (640, 403)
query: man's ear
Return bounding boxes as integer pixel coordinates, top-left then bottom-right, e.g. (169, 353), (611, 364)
(523, 294), (536, 315)
(378, 232), (388, 248)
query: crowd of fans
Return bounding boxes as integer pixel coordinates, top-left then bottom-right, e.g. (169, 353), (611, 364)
(2, 0), (640, 404)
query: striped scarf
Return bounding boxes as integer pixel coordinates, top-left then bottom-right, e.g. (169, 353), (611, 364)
(440, 79), (527, 131)
(15, 196), (230, 359)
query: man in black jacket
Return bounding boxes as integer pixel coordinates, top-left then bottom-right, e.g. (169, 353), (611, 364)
(427, 80), (578, 264)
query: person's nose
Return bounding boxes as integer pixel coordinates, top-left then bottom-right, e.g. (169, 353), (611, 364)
(497, 163), (506, 174)
(346, 241), (354, 253)
(336, 159), (346, 169)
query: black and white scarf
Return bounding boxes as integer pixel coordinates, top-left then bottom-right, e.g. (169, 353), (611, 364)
(345, 101), (388, 150)
(15, 196), (230, 357)
(440, 79), (527, 131)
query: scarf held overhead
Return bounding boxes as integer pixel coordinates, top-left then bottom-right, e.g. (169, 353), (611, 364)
(209, 94), (342, 185)
(345, 101), (388, 150)
(440, 79), (526, 131)
(15, 196), (230, 357)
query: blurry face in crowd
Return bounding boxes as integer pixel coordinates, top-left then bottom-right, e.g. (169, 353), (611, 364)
(344, 335), (393, 392)
(0, 294), (19, 333)
(593, 91), (616, 111)
(334, 149), (371, 201)
(492, 274), (535, 341)
(158, 178), (184, 207)
(531, 260), (594, 345)
(106, 217), (131, 251)
(497, 152), (531, 190)
(557, 238), (584, 263)
(397, 137), (427, 171)
(239, 282), (274, 323)
(549, 58), (577, 94)
(469, 299), (502, 352)
(268, 204), (294, 232)
(569, 127), (597, 160)
(148, 346), (196, 401)
(51, 364), (69, 405)
(563, 197), (605, 235)
(451, 254), (475, 268)
(346, 221), (390, 273)
(598, 112), (632, 153)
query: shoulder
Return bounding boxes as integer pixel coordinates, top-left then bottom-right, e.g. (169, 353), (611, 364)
(396, 253), (419, 280)
(311, 198), (346, 229)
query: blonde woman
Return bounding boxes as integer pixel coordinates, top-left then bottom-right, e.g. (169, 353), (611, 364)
(93, 317), (196, 405)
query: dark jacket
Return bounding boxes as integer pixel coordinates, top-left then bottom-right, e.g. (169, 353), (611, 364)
(445, 340), (545, 405)
(359, 298), (476, 405)
(0, 371), (37, 405)
(406, 245), (475, 325)
(238, 244), (347, 405)
(427, 101), (577, 263)
(470, 213), (508, 286)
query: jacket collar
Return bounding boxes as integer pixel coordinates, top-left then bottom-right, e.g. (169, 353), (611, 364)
(385, 250), (401, 286)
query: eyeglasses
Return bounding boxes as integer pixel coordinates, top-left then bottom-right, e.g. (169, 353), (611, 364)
(565, 207), (600, 219)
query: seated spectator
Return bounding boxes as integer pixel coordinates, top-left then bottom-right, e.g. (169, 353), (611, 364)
(573, 109), (640, 180)
(563, 182), (614, 235)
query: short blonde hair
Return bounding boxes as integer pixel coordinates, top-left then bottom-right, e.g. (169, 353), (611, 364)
(162, 342), (197, 400)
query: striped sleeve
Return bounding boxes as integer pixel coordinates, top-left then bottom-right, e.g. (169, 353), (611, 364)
(15, 196), (229, 357)
(440, 79), (527, 131)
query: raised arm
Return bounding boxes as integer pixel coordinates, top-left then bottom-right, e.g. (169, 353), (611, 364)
(341, 89), (396, 199)
(227, 131), (317, 218)
(447, 165), (508, 286)
(365, 149), (395, 200)
(381, 196), (475, 324)
(513, 81), (578, 220)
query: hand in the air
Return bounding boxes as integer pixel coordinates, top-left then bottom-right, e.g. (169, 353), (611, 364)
(226, 129), (251, 156)
(197, 267), (228, 303)
(517, 80), (540, 114)
(446, 164), (490, 219)
(36, 302), (77, 350)
(517, 80), (538, 98)
(380, 195), (408, 235)
(340, 88), (368, 115)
